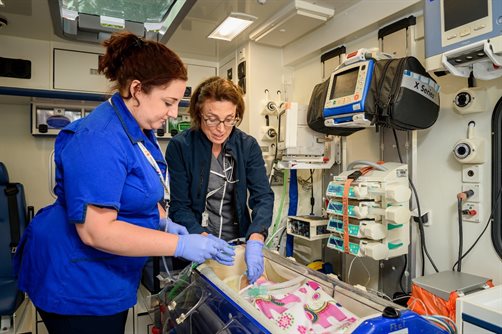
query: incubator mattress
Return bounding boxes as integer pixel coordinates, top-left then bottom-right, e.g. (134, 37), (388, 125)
(202, 245), (358, 333)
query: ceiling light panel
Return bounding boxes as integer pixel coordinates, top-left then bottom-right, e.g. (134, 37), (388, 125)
(208, 12), (256, 41)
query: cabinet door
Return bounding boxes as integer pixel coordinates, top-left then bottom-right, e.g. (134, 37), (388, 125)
(0, 35), (51, 90)
(53, 49), (110, 93)
(186, 63), (216, 93)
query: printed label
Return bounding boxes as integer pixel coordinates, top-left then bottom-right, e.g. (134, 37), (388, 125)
(401, 70), (440, 105)
(389, 329), (409, 334)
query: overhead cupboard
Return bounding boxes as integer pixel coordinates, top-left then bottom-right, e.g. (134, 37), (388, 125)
(0, 36), (110, 94)
(53, 49), (110, 94)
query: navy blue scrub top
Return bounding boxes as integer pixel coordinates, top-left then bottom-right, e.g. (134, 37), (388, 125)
(15, 92), (166, 315)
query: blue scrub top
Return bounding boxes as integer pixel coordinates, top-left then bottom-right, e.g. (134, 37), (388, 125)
(15, 93), (165, 315)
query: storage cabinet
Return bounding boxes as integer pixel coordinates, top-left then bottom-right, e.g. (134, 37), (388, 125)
(0, 36), (51, 90)
(53, 49), (110, 93)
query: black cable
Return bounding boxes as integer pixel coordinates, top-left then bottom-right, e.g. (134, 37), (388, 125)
(452, 220), (490, 271)
(408, 180), (439, 274)
(392, 129), (423, 275)
(468, 72), (476, 88)
(457, 197), (464, 272)
(393, 129), (439, 275)
(392, 128), (405, 164)
(276, 227), (288, 252)
(399, 254), (408, 294)
(268, 114), (280, 186)
(392, 129), (425, 276)
(310, 169), (315, 215)
(392, 129), (422, 274)
(452, 185), (502, 271)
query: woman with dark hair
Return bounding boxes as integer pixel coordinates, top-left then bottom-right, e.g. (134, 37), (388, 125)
(14, 32), (234, 334)
(166, 77), (274, 285)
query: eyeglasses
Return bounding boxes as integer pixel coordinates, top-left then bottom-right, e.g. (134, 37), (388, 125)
(203, 116), (240, 127)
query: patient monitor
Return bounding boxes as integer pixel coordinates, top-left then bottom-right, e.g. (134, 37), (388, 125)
(424, 0), (502, 79)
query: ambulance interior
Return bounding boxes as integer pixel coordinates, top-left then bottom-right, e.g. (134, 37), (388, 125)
(0, 0), (502, 333)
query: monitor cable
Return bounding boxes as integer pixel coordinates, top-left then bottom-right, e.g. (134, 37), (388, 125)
(457, 197), (464, 272)
(452, 185), (502, 271)
(392, 129), (439, 275)
(310, 169), (315, 215)
(455, 189), (475, 272)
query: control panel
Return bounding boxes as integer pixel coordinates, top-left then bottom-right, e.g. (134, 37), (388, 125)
(286, 215), (330, 241)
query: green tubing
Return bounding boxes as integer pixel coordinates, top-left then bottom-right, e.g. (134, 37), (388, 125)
(266, 169), (288, 248)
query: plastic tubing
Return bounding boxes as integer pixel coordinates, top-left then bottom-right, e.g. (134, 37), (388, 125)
(267, 169), (288, 248)
(346, 160), (387, 171)
(245, 275), (305, 298)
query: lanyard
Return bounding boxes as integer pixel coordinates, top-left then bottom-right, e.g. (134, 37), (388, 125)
(108, 98), (171, 214)
(202, 152), (238, 234)
(137, 141), (171, 210)
(206, 152), (237, 200)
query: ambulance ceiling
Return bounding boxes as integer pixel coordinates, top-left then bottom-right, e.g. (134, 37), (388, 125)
(0, 0), (356, 60)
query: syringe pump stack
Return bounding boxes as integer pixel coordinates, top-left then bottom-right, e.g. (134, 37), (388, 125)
(325, 162), (411, 260)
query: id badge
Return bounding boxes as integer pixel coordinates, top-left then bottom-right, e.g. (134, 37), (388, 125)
(201, 211), (209, 227)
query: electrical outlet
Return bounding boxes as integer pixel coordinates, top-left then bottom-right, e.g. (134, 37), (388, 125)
(261, 126), (277, 141)
(462, 165), (481, 183)
(462, 183), (480, 202)
(462, 202), (481, 223)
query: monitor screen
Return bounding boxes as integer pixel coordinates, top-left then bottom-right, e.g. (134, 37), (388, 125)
(444, 0), (488, 31)
(329, 66), (359, 100)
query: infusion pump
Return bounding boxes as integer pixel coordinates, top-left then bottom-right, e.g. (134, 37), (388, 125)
(325, 162), (411, 260)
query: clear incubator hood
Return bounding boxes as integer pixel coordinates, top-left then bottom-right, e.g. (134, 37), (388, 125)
(149, 245), (448, 334)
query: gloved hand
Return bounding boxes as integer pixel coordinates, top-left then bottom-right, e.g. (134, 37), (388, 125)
(159, 217), (188, 235)
(175, 234), (230, 264)
(207, 234), (236, 266)
(245, 240), (264, 284)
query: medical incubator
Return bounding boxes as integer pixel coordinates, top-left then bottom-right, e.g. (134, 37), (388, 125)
(149, 245), (447, 333)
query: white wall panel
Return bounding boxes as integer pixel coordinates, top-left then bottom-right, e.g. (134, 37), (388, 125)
(286, 8), (502, 285)
(0, 103), (55, 210)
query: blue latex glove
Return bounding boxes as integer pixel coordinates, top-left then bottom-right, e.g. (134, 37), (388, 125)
(174, 234), (229, 263)
(207, 234), (236, 266)
(245, 240), (264, 284)
(159, 217), (188, 235)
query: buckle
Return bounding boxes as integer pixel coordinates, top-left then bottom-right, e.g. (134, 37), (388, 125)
(4, 186), (19, 196)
